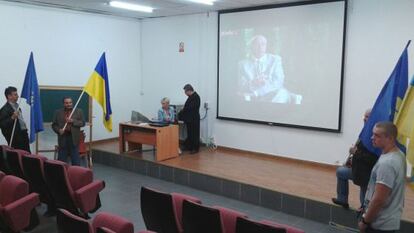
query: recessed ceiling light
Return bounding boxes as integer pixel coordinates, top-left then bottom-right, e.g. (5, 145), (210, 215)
(109, 1), (153, 13)
(187, 0), (215, 6)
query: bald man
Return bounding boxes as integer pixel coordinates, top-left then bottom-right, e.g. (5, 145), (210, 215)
(238, 35), (288, 103)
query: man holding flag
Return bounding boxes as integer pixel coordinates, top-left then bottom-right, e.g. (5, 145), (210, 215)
(0, 52), (43, 152)
(0, 86), (31, 152)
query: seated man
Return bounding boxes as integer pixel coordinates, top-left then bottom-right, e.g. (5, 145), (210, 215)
(332, 109), (378, 208)
(238, 35), (285, 102)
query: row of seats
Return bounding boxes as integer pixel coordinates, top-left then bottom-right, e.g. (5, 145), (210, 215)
(57, 208), (135, 233)
(0, 145), (106, 232)
(139, 186), (305, 233)
(1, 145), (305, 233)
(53, 186), (306, 233)
(0, 170), (132, 233)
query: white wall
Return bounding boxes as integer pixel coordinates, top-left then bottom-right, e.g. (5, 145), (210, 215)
(140, 13), (217, 141)
(0, 2), (141, 146)
(2, 0), (414, 165)
(141, 0), (414, 165)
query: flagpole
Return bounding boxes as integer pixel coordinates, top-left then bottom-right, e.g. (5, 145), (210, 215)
(35, 133), (39, 154)
(9, 98), (23, 147)
(405, 40), (411, 49)
(62, 90), (86, 131)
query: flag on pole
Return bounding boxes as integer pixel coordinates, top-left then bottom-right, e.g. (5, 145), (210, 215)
(83, 53), (112, 132)
(20, 52), (44, 143)
(358, 42), (410, 156)
(394, 75), (414, 190)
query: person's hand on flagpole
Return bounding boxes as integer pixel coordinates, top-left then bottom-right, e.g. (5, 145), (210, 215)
(11, 111), (19, 120)
(349, 144), (357, 154)
(58, 129), (64, 135)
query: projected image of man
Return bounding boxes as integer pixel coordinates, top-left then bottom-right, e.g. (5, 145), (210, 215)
(238, 35), (290, 103)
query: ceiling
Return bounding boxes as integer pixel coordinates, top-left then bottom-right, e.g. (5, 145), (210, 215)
(1, 0), (312, 19)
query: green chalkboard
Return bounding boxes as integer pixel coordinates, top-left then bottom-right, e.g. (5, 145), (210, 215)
(39, 86), (91, 123)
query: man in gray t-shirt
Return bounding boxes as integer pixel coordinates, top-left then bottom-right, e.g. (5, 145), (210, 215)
(359, 122), (406, 233)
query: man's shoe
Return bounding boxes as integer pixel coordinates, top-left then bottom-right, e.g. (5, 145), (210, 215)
(190, 150), (199, 154)
(331, 198), (349, 209)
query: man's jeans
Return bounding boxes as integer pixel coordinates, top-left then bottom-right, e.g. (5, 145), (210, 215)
(336, 166), (366, 206)
(58, 135), (80, 166)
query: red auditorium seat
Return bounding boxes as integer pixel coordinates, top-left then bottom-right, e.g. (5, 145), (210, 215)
(236, 217), (286, 233)
(261, 220), (305, 233)
(0, 175), (40, 233)
(5, 148), (30, 179)
(182, 200), (223, 233)
(21, 154), (56, 216)
(0, 145), (12, 174)
(140, 187), (201, 233)
(44, 160), (105, 217)
(57, 208), (135, 233)
(0, 171), (5, 181)
(212, 206), (248, 233)
(171, 192), (202, 232)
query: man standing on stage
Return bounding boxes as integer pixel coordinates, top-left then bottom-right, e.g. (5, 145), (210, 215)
(52, 97), (85, 166)
(0, 86), (30, 152)
(178, 84), (201, 154)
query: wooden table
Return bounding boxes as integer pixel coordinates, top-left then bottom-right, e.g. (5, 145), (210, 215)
(119, 122), (179, 161)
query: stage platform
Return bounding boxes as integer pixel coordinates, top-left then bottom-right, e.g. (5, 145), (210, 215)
(90, 139), (414, 232)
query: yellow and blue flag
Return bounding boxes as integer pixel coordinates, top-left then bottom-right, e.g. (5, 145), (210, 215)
(83, 53), (112, 132)
(21, 52), (44, 143)
(394, 75), (414, 190)
(358, 42), (409, 156)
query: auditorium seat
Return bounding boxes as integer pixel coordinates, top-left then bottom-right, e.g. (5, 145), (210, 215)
(0, 175), (40, 233)
(5, 149), (30, 179)
(44, 160), (105, 217)
(261, 220), (304, 233)
(0, 145), (12, 174)
(212, 206), (247, 233)
(171, 192), (202, 232)
(57, 208), (135, 233)
(21, 154), (56, 216)
(182, 200), (223, 233)
(140, 186), (182, 233)
(0, 171), (5, 181)
(235, 218), (286, 233)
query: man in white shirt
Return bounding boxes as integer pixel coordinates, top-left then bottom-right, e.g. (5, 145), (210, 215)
(238, 35), (289, 103)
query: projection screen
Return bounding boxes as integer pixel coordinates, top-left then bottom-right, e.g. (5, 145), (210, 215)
(217, 0), (347, 132)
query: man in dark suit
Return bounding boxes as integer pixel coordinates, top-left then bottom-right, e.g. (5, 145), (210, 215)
(178, 84), (201, 154)
(0, 86), (30, 152)
(52, 97), (85, 166)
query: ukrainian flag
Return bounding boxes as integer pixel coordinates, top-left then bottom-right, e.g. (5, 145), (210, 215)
(395, 75), (414, 190)
(84, 53), (112, 132)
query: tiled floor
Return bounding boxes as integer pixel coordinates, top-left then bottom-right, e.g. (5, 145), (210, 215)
(27, 164), (353, 233)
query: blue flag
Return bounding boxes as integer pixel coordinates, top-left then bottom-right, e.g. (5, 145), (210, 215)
(358, 42), (410, 156)
(21, 52), (44, 143)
